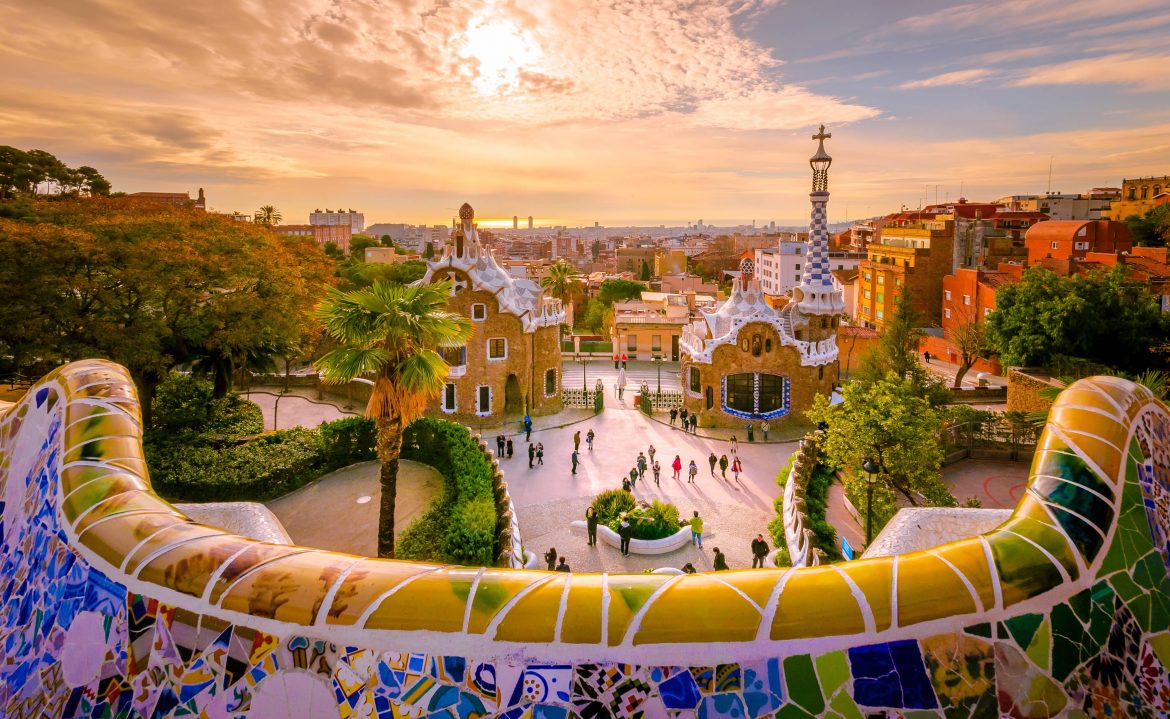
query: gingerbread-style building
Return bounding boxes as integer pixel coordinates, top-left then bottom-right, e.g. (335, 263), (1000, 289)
(679, 127), (843, 428)
(419, 203), (565, 422)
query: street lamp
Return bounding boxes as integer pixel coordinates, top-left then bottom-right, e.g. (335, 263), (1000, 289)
(861, 458), (880, 547)
(574, 352), (589, 390)
(651, 354), (665, 396)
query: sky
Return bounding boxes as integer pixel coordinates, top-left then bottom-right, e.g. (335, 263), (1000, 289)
(2, 0), (1168, 227)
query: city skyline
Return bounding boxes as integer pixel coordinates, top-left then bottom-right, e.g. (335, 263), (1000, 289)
(2, 0), (1167, 225)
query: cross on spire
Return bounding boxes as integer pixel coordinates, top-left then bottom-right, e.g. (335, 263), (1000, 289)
(812, 125), (831, 142)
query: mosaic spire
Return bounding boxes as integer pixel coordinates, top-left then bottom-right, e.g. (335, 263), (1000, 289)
(794, 125), (846, 316)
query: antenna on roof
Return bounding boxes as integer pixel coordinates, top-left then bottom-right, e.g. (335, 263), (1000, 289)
(1047, 155), (1054, 194)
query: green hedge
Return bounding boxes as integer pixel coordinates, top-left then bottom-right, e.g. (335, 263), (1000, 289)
(770, 434), (841, 563)
(397, 417), (499, 566)
(590, 489), (681, 540)
(146, 416), (376, 502)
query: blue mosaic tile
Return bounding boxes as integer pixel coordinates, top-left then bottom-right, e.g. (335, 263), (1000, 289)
(660, 668), (702, 709)
(848, 640), (938, 710)
(697, 692), (747, 719)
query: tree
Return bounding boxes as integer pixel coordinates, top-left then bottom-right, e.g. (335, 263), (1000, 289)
(852, 288), (944, 401)
(315, 280), (473, 557)
(986, 265), (1167, 373)
(948, 311), (993, 389)
(254, 205), (282, 227)
(339, 260), (427, 291)
(348, 234), (380, 261)
(380, 234), (394, 247)
(597, 278), (646, 305)
(806, 373), (955, 534)
(541, 259), (581, 307)
(1123, 205), (1170, 247)
(0, 147), (111, 198)
(424, 242), (435, 259)
(639, 259), (651, 281)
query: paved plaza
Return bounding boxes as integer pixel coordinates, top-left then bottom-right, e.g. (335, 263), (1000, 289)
(560, 358), (682, 391)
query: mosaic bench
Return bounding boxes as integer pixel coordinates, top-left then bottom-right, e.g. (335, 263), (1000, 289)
(1, 359), (1168, 718)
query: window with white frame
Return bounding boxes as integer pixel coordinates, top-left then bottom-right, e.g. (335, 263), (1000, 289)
(487, 338), (507, 360)
(476, 385), (491, 415)
(441, 383), (456, 413)
(944, 308), (951, 319)
(963, 294), (971, 305)
(652, 335), (661, 352)
(944, 290), (951, 300)
(1051, 241), (1059, 249)
(984, 307), (992, 317)
(471, 303), (487, 321)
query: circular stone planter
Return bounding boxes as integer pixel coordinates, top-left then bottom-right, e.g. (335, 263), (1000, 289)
(569, 521), (698, 555)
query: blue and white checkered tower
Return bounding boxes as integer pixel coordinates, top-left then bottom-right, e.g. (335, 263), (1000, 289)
(793, 125), (846, 320)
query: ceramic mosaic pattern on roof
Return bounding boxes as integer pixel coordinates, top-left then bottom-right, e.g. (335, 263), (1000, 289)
(1, 361), (1169, 717)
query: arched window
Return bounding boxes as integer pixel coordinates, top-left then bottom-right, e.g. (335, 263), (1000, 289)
(689, 367), (701, 393)
(765, 338), (772, 353)
(1142, 186), (1149, 199)
(705, 386), (714, 410)
(722, 373), (789, 419)
(545, 368), (557, 396)
(1156, 185), (1163, 196)
(818, 365), (824, 380)
(740, 336), (750, 352)
(751, 334), (762, 357)
(1129, 187), (1137, 200)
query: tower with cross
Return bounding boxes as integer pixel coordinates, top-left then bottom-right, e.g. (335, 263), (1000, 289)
(792, 124), (846, 327)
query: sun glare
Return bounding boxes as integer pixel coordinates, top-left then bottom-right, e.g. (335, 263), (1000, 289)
(457, 13), (543, 95)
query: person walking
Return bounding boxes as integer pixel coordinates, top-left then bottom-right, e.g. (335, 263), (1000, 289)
(496, 435), (505, 457)
(732, 456), (743, 481)
(689, 511), (703, 548)
(536, 442), (545, 466)
(555, 556), (571, 572)
(617, 367), (627, 400)
(586, 428), (595, 451)
(571, 449), (579, 475)
(761, 420), (770, 441)
(681, 562), (697, 574)
(729, 435), (738, 454)
(718, 454), (729, 479)
(622, 476), (632, 492)
(528, 442), (536, 468)
(524, 414), (532, 442)
(751, 534), (770, 568)
(573, 430), (581, 452)
(689, 413), (698, 433)
(713, 547), (728, 571)
(688, 460), (698, 483)
(924, 350), (931, 364)
(636, 452), (647, 480)
(628, 466), (639, 489)
(652, 460), (661, 485)
(669, 408), (678, 426)
(746, 422), (755, 443)
(585, 507), (598, 546)
(614, 354), (620, 370)
(680, 407), (689, 429)
(647, 444), (656, 465)
(506, 438), (514, 458)
(618, 513), (632, 556)
(544, 547), (557, 571)
(621, 353), (628, 369)
(671, 455), (682, 480)
(708, 452), (718, 477)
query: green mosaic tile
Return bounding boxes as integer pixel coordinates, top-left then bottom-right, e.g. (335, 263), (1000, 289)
(1150, 632), (1170, 666)
(964, 622), (992, 638)
(996, 622), (1010, 640)
(1109, 570), (1143, 603)
(1025, 618), (1050, 670)
(1128, 593), (1153, 632)
(1068, 587), (1092, 622)
(783, 654), (825, 714)
(1133, 551), (1166, 590)
(828, 690), (864, 719)
(990, 532), (1065, 607)
(1150, 586), (1170, 632)
(1004, 613), (1043, 650)
(775, 703), (817, 719)
(1050, 603), (1087, 681)
(1034, 449), (1112, 501)
(815, 651), (850, 697)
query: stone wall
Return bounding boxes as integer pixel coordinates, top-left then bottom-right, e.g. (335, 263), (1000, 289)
(682, 321), (836, 428)
(1007, 366), (1062, 413)
(3, 360), (1170, 719)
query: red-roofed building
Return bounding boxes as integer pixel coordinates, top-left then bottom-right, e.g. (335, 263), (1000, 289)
(125, 188), (206, 211)
(1024, 219), (1131, 265)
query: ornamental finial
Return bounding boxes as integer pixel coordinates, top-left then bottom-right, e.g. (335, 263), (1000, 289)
(809, 125), (832, 193)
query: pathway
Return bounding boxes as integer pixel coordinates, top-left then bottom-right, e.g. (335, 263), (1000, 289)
(943, 458), (1031, 509)
(242, 385), (359, 430)
(266, 460), (441, 556)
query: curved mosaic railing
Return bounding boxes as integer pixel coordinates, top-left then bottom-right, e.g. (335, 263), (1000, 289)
(782, 435), (824, 568)
(2, 359), (1169, 717)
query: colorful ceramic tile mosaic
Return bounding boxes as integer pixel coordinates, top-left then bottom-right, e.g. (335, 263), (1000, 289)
(2, 360), (1170, 718)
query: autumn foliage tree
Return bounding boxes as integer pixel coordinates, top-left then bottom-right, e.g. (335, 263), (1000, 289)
(0, 198), (334, 424)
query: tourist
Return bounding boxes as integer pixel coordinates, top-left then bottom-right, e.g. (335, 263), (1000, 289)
(746, 422), (755, 443)
(586, 507), (598, 546)
(506, 438), (514, 458)
(671, 455), (682, 480)
(680, 407), (689, 428)
(621, 353), (628, 369)
(629, 466), (639, 489)
(544, 547), (557, 571)
(536, 442), (545, 466)
(571, 449), (580, 475)
(614, 354), (620, 370)
(687, 460), (698, 484)
(622, 476), (632, 492)
(669, 408), (678, 426)
(556, 556), (570, 572)
(636, 452), (647, 479)
(713, 547), (728, 571)
(718, 454), (729, 479)
(732, 456), (743, 481)
(751, 534), (770, 568)
(681, 562), (698, 574)
(586, 428), (595, 451)
(689, 414), (698, 433)
(573, 430), (581, 452)
(689, 511), (703, 548)
(924, 350), (931, 364)
(652, 460), (661, 485)
(761, 420), (770, 441)
(496, 434), (505, 457)
(708, 452), (718, 477)
(619, 513), (632, 556)
(617, 367), (627, 399)
(528, 443), (536, 468)
(730, 435), (738, 453)
(524, 414), (533, 442)
(648, 444), (656, 464)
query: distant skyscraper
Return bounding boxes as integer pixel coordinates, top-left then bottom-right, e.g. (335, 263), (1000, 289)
(527, 215), (534, 229)
(513, 215), (518, 229)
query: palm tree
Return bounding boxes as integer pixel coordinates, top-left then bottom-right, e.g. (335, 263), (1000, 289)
(541, 259), (581, 325)
(254, 205), (283, 227)
(315, 279), (473, 557)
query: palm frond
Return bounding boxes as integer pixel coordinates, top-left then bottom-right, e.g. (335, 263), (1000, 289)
(315, 347), (393, 384)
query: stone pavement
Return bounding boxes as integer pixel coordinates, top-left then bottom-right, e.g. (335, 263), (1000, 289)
(243, 385), (359, 430)
(561, 358), (682, 391)
(942, 458), (1031, 509)
(266, 460), (441, 556)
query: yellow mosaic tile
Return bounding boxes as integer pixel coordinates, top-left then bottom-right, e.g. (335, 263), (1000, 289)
(896, 552), (978, 627)
(634, 574), (761, 644)
(772, 566), (866, 640)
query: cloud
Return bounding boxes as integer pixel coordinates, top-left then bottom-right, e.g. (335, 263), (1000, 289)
(893, 0), (1169, 35)
(1010, 53), (1170, 92)
(898, 68), (995, 90)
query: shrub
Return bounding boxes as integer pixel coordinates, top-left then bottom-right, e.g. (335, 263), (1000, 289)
(591, 488), (635, 522)
(591, 490), (680, 540)
(318, 416), (376, 469)
(150, 372), (263, 438)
